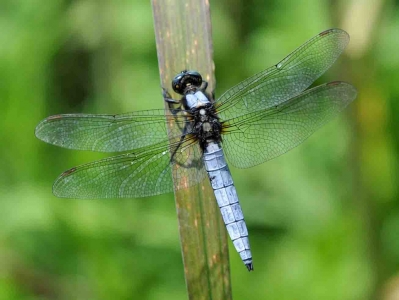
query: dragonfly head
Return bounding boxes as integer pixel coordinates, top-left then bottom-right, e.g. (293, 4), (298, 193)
(172, 70), (202, 95)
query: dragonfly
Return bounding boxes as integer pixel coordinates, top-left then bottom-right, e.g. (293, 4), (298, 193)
(35, 28), (357, 271)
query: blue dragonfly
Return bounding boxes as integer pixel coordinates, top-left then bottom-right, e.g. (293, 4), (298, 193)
(35, 29), (357, 271)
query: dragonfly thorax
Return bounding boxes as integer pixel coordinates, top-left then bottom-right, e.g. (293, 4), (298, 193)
(202, 122), (212, 132)
(190, 103), (222, 148)
(184, 91), (211, 110)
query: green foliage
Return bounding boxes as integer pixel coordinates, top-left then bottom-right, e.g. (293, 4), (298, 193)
(1, 0), (398, 299)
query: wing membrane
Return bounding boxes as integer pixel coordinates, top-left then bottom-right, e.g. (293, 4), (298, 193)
(53, 135), (206, 199)
(216, 29), (349, 121)
(222, 82), (357, 168)
(35, 109), (190, 152)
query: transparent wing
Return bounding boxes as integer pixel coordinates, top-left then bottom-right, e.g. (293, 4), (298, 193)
(53, 135), (206, 199)
(215, 29), (350, 120)
(221, 82), (357, 168)
(35, 109), (190, 152)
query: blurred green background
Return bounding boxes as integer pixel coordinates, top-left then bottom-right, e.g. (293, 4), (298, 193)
(1, 0), (398, 299)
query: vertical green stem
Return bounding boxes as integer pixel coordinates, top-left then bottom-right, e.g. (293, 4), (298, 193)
(151, 1), (232, 299)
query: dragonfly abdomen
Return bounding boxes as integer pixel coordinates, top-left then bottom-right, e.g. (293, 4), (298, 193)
(203, 141), (253, 271)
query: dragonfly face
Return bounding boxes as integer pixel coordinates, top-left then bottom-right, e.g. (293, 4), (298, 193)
(172, 70), (211, 110)
(172, 70), (203, 95)
(35, 28), (357, 271)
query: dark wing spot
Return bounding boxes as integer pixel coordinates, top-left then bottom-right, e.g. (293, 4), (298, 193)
(319, 29), (333, 37)
(327, 81), (341, 86)
(61, 167), (77, 177)
(46, 114), (63, 121)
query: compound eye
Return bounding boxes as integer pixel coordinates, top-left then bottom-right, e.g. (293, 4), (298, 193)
(172, 74), (184, 94)
(187, 71), (202, 86)
(171, 70), (203, 94)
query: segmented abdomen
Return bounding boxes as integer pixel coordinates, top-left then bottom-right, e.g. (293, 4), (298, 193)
(203, 141), (253, 269)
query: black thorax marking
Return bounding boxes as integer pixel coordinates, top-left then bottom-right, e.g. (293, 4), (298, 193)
(190, 103), (222, 149)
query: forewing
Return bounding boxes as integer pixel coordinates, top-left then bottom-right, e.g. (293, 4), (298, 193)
(215, 29), (349, 120)
(35, 109), (189, 152)
(222, 82), (357, 168)
(52, 136), (206, 199)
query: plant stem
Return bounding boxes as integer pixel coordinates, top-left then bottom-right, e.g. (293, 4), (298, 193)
(152, 1), (232, 299)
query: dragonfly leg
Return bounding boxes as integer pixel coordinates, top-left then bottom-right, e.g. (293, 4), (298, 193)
(170, 121), (189, 163)
(162, 87), (186, 134)
(169, 122), (202, 169)
(200, 80), (208, 91)
(200, 80), (215, 100)
(162, 88), (200, 169)
(162, 87), (182, 115)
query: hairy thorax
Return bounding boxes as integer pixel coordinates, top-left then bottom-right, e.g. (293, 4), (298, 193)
(190, 103), (222, 148)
